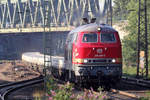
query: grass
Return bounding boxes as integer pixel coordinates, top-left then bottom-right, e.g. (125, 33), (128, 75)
(123, 66), (137, 77)
(123, 66), (150, 79)
(123, 66), (150, 100)
(139, 92), (150, 100)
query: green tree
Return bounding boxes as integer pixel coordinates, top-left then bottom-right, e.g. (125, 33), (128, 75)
(117, 0), (150, 66)
(113, 0), (130, 20)
(122, 0), (138, 66)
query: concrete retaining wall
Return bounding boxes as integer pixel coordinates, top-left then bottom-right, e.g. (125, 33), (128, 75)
(0, 31), (69, 60)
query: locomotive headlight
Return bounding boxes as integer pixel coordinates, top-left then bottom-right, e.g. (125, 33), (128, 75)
(112, 58), (122, 63)
(112, 59), (116, 63)
(97, 27), (101, 31)
(83, 59), (88, 63)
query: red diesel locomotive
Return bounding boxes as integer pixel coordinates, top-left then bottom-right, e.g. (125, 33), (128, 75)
(52, 23), (122, 87)
(64, 23), (122, 85)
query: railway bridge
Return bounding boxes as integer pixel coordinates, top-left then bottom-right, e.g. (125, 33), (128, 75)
(0, 0), (112, 29)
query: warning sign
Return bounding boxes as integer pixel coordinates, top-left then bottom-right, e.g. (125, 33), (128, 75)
(140, 51), (145, 58)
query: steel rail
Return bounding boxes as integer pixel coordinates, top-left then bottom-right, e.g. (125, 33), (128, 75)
(0, 76), (44, 100)
(122, 77), (150, 88)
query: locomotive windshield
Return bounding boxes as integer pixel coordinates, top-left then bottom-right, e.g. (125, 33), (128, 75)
(101, 33), (116, 43)
(82, 33), (98, 43)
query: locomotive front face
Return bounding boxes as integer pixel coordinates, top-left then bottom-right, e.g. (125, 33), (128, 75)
(72, 29), (122, 82)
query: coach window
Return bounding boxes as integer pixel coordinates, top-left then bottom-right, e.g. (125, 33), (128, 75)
(82, 33), (98, 43)
(100, 33), (116, 43)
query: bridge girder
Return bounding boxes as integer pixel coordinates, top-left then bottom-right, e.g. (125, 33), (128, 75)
(0, 0), (111, 28)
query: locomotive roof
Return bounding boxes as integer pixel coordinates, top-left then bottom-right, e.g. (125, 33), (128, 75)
(70, 23), (117, 33)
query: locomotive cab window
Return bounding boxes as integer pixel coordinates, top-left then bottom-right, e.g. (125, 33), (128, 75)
(101, 33), (116, 43)
(82, 33), (98, 43)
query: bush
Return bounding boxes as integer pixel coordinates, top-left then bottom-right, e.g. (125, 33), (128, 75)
(46, 77), (107, 100)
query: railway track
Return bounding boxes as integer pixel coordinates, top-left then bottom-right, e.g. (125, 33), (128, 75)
(5, 73), (145, 100)
(0, 76), (44, 100)
(104, 77), (150, 100)
(52, 75), (150, 99)
(122, 76), (150, 88)
(91, 87), (141, 100)
(89, 76), (150, 100)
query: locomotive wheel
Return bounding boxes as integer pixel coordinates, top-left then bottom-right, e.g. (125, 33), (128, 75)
(74, 77), (83, 88)
(102, 83), (111, 91)
(75, 81), (83, 89)
(91, 83), (99, 90)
